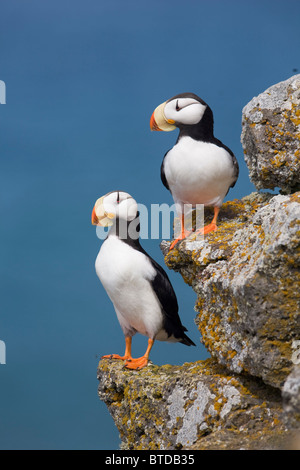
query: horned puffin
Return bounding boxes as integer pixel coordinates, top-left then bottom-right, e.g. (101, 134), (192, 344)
(150, 93), (239, 250)
(91, 191), (195, 370)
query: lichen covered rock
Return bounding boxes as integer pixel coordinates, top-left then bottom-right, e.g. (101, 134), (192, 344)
(164, 192), (300, 389)
(98, 358), (287, 450)
(241, 74), (300, 194)
(282, 365), (300, 428)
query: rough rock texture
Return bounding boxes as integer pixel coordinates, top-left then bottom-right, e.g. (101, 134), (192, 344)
(282, 366), (300, 428)
(164, 192), (300, 390)
(241, 74), (300, 193)
(98, 358), (291, 450)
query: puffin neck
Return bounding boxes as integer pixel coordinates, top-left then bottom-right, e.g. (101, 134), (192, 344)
(108, 214), (141, 247)
(177, 105), (215, 143)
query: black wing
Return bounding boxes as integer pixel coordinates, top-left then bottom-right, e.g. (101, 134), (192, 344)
(161, 150), (170, 190)
(148, 257), (195, 346)
(213, 137), (239, 189)
(230, 152), (239, 188)
(120, 219), (194, 345)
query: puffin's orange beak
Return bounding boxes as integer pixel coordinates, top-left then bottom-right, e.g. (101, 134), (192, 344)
(91, 206), (99, 225)
(150, 101), (176, 132)
(150, 112), (163, 131)
(91, 197), (115, 227)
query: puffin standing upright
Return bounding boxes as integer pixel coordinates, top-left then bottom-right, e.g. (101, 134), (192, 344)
(91, 191), (195, 370)
(150, 93), (239, 250)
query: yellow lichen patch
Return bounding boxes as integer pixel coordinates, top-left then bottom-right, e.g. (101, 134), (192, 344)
(270, 151), (287, 168)
(288, 191), (300, 203)
(98, 351), (291, 450)
(290, 103), (300, 127)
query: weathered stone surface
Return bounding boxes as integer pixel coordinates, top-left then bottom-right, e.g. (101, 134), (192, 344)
(241, 74), (300, 193)
(164, 192), (300, 389)
(282, 365), (300, 429)
(98, 358), (288, 450)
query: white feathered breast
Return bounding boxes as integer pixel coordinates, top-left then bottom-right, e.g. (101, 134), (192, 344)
(164, 136), (236, 208)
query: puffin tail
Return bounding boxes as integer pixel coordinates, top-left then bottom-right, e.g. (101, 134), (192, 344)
(180, 333), (196, 347)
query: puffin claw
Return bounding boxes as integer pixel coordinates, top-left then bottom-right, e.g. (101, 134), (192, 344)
(102, 353), (132, 361)
(169, 230), (192, 251)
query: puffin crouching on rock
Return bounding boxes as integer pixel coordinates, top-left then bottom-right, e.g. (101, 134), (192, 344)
(150, 93), (239, 250)
(92, 191), (195, 370)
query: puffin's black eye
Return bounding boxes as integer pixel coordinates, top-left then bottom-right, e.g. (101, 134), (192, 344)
(117, 192), (120, 203)
(176, 100), (180, 111)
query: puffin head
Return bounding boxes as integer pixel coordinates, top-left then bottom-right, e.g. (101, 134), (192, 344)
(91, 191), (138, 227)
(150, 93), (208, 131)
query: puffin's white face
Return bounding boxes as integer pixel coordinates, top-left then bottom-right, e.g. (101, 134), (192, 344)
(164, 97), (206, 126)
(92, 191), (138, 227)
(150, 95), (207, 131)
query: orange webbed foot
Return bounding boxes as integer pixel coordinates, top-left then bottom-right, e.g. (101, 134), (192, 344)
(102, 337), (132, 362)
(169, 230), (192, 251)
(102, 353), (132, 361)
(195, 207), (220, 236)
(124, 356), (149, 370)
(195, 222), (218, 236)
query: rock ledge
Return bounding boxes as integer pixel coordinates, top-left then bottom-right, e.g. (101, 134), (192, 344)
(98, 358), (292, 450)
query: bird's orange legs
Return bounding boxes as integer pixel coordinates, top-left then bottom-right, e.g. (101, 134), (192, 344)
(169, 213), (192, 250)
(102, 336), (133, 361)
(195, 206), (219, 236)
(169, 207), (220, 250)
(102, 337), (154, 370)
(124, 338), (154, 370)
